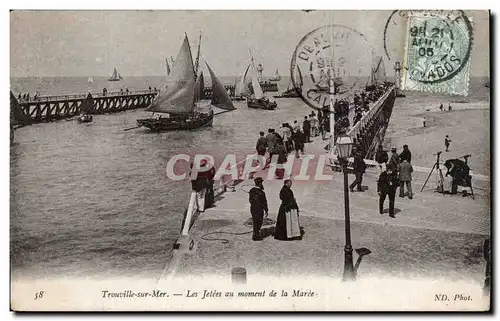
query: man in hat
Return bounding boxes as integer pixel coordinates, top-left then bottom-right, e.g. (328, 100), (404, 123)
(445, 135), (452, 152)
(388, 147), (400, 172)
(255, 131), (268, 156)
(377, 164), (399, 218)
(248, 177), (268, 241)
(349, 153), (367, 192)
(400, 144), (412, 163)
(265, 128), (277, 167)
(303, 116), (311, 143)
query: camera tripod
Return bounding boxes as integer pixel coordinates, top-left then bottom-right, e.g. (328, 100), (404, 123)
(420, 151), (444, 192)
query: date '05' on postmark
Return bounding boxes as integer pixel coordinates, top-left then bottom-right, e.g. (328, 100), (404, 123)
(401, 11), (473, 96)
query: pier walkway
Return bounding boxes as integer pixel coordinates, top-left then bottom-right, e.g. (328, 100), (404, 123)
(160, 135), (489, 285)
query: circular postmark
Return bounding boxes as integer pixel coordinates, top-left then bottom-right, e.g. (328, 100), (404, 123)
(291, 25), (373, 113)
(383, 10), (473, 85)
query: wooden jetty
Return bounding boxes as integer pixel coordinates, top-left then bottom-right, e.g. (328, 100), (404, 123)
(17, 90), (157, 123)
(15, 85), (237, 124)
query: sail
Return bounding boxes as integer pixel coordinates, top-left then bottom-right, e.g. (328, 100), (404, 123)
(193, 71), (205, 103)
(369, 56), (386, 86)
(10, 91), (30, 127)
(88, 77), (93, 83)
(205, 60), (235, 111)
(235, 64), (251, 97)
(146, 35), (196, 114)
(250, 63), (264, 99)
(273, 69), (281, 80)
(166, 58), (171, 76)
(111, 68), (118, 79)
(80, 93), (95, 114)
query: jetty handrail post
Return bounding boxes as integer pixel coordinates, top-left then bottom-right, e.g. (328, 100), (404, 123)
(336, 135), (356, 281)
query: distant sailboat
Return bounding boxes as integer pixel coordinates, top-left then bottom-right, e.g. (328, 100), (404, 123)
(246, 53), (277, 110)
(270, 69), (282, 81)
(88, 76), (94, 83)
(136, 33), (235, 132)
(108, 68), (123, 81)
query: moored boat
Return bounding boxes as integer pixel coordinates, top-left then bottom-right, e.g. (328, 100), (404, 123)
(137, 33), (235, 132)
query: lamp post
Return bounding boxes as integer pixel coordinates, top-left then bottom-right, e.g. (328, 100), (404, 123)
(336, 135), (356, 281)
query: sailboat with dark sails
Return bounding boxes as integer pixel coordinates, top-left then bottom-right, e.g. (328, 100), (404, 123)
(77, 93), (94, 123)
(108, 68), (123, 81)
(137, 33), (235, 131)
(246, 54), (277, 110)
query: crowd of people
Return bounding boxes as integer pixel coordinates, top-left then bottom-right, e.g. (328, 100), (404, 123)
(101, 87), (159, 96)
(255, 111), (327, 179)
(192, 82), (397, 240)
(319, 82), (394, 137)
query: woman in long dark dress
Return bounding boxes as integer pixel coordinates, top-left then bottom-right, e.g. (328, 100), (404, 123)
(274, 180), (302, 240)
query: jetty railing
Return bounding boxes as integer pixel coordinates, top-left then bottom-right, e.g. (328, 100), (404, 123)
(346, 86), (397, 159)
(16, 90), (158, 123)
(347, 85), (395, 140)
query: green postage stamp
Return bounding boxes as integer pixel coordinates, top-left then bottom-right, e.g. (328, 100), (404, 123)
(401, 11), (474, 96)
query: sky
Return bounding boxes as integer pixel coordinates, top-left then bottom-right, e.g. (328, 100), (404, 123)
(10, 10), (490, 78)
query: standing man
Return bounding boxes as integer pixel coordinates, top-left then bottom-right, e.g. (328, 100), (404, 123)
(399, 144), (412, 163)
(293, 128), (305, 158)
(375, 145), (389, 165)
(303, 116), (311, 143)
(349, 154), (367, 192)
(266, 128), (277, 167)
(388, 147), (400, 172)
(448, 102), (452, 111)
(398, 159), (414, 199)
(256, 131), (268, 156)
(248, 177), (268, 241)
(377, 164), (399, 218)
(439, 103), (443, 111)
(445, 135), (452, 152)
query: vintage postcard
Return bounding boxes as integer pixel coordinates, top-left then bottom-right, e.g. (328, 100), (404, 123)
(10, 10), (490, 311)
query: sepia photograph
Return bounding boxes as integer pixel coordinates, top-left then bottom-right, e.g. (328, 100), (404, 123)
(9, 9), (491, 311)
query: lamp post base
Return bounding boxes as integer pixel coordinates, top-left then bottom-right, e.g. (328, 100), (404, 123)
(342, 245), (356, 281)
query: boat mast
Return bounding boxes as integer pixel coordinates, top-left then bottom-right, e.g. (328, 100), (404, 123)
(194, 31), (202, 81)
(184, 33), (197, 113)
